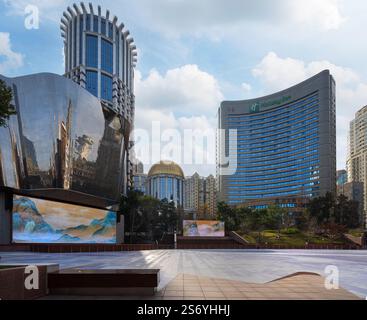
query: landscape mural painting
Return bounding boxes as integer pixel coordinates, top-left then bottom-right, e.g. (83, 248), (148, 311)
(183, 220), (225, 237)
(12, 195), (116, 243)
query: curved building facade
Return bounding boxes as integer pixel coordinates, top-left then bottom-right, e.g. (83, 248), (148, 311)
(218, 70), (336, 208)
(0, 73), (128, 202)
(147, 161), (185, 206)
(61, 2), (137, 119)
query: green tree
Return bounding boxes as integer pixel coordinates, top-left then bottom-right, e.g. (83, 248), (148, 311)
(120, 190), (180, 244)
(308, 192), (361, 229)
(134, 196), (162, 242)
(237, 206), (255, 232)
(265, 205), (286, 231)
(153, 199), (179, 242)
(243, 209), (267, 243)
(0, 79), (16, 128)
(119, 189), (145, 243)
(308, 192), (335, 224)
(294, 210), (312, 231)
(216, 201), (244, 232)
(334, 194), (360, 228)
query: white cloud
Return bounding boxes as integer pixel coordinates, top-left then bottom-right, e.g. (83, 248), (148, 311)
(134, 108), (217, 176)
(2, 0), (69, 21)
(289, 0), (346, 30)
(252, 52), (360, 91)
(241, 82), (252, 93)
(2, 0), (346, 38)
(252, 52), (308, 91)
(252, 51), (367, 169)
(0, 32), (24, 74)
(130, 0), (346, 38)
(134, 65), (222, 176)
(135, 65), (223, 116)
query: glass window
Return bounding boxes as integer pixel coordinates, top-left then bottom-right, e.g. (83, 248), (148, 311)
(79, 16), (83, 64)
(177, 180), (180, 199)
(86, 14), (91, 31)
(73, 17), (77, 68)
(108, 22), (113, 39)
(159, 177), (167, 200)
(168, 178), (173, 200)
(121, 36), (125, 78)
(125, 40), (129, 85)
(101, 39), (113, 74)
(86, 35), (98, 68)
(101, 74), (113, 102)
(101, 18), (106, 35)
(116, 32), (120, 78)
(93, 16), (98, 32)
(86, 70), (98, 97)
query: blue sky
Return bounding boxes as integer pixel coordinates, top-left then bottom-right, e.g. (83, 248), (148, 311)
(1, 0), (367, 176)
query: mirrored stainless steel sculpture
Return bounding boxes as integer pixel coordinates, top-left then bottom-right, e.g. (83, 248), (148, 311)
(0, 73), (129, 201)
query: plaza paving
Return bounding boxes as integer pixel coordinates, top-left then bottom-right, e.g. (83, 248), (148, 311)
(156, 273), (359, 300)
(1, 249), (366, 299)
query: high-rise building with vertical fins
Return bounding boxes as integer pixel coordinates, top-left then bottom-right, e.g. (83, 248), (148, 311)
(60, 2), (138, 191)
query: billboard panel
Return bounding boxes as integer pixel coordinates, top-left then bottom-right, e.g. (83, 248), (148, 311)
(12, 195), (116, 243)
(183, 220), (225, 237)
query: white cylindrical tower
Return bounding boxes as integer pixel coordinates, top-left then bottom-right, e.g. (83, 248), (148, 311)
(60, 2), (137, 120)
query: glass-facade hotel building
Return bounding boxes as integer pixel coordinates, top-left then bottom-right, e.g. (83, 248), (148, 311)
(217, 70), (336, 210)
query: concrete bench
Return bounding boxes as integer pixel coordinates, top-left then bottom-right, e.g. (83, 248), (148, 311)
(48, 268), (160, 296)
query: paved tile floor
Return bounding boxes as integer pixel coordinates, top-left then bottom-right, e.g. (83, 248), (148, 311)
(156, 273), (360, 300)
(43, 273), (361, 300)
(1, 249), (366, 298)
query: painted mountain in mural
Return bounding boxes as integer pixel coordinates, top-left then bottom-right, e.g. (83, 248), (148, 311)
(13, 197), (55, 234)
(12, 196), (116, 243)
(60, 211), (117, 242)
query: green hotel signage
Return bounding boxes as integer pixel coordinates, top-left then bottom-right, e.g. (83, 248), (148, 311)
(250, 102), (260, 113)
(250, 95), (292, 113)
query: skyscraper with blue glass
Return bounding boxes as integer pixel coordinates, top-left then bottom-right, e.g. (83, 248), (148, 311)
(61, 2), (137, 118)
(60, 2), (137, 191)
(217, 70), (336, 210)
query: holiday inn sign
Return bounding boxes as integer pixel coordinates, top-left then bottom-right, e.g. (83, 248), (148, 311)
(250, 95), (292, 113)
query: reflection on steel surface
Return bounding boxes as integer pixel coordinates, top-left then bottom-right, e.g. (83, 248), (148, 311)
(0, 73), (129, 201)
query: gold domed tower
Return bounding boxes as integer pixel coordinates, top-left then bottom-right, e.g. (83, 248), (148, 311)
(148, 161), (185, 206)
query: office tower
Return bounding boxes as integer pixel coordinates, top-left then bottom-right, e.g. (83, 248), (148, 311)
(337, 170), (347, 187)
(205, 174), (217, 216)
(184, 173), (217, 217)
(347, 105), (367, 227)
(61, 3), (137, 193)
(217, 70), (336, 212)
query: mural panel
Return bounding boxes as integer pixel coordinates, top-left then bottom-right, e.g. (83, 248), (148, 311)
(12, 195), (116, 243)
(183, 220), (225, 237)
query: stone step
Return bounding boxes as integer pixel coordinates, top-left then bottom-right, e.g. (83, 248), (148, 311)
(48, 268), (160, 296)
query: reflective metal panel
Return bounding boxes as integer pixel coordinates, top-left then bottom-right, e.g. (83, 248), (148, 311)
(0, 73), (128, 201)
